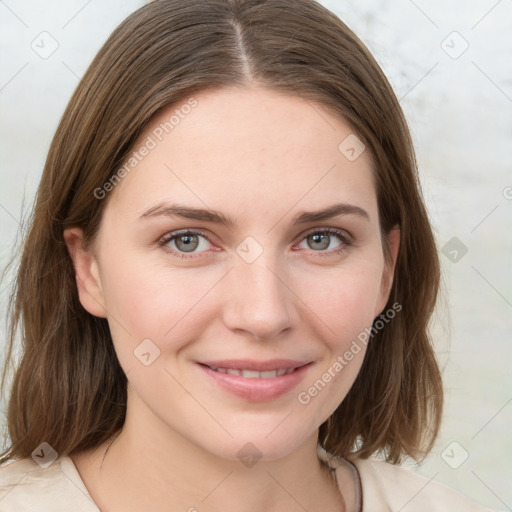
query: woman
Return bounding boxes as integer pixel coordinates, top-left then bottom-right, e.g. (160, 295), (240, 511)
(0, 0), (496, 510)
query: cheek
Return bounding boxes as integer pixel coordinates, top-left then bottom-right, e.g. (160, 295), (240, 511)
(291, 258), (385, 412)
(98, 250), (222, 365)
(296, 258), (385, 344)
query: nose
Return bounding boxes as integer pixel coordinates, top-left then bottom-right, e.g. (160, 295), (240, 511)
(221, 253), (297, 341)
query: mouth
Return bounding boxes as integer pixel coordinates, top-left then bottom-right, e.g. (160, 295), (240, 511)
(202, 366), (298, 379)
(198, 359), (310, 376)
(196, 359), (313, 401)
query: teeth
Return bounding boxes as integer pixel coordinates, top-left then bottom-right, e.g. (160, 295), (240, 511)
(259, 370), (278, 378)
(242, 370), (261, 378)
(208, 366), (296, 378)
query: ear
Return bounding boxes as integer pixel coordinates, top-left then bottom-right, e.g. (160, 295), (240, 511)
(375, 226), (400, 316)
(63, 227), (107, 318)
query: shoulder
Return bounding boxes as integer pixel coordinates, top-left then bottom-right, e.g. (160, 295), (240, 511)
(0, 456), (98, 511)
(350, 457), (496, 512)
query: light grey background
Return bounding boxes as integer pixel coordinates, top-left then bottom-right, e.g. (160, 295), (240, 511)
(1, 1), (511, 509)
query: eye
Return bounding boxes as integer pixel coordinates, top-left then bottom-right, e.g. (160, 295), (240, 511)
(296, 228), (352, 255)
(158, 230), (213, 259)
(157, 227), (352, 260)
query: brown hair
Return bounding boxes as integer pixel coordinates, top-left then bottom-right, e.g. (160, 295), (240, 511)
(0, 0), (442, 465)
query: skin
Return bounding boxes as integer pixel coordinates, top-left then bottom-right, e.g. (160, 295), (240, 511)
(65, 85), (400, 512)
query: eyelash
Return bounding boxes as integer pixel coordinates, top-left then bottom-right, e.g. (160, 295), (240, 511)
(157, 228), (353, 260)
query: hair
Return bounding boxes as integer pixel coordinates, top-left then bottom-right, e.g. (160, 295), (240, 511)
(0, 0), (442, 465)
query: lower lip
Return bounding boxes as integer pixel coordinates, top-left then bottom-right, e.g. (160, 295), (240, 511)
(196, 363), (312, 402)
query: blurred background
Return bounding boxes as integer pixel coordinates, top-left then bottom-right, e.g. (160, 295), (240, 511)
(0, 0), (510, 509)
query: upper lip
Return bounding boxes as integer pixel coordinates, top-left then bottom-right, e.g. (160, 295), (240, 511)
(198, 359), (312, 372)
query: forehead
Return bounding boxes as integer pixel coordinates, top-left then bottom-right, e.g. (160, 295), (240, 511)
(107, 86), (377, 224)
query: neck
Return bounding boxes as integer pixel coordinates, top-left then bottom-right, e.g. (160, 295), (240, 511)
(72, 393), (345, 512)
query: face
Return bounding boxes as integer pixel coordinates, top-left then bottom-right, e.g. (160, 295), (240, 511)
(65, 86), (399, 462)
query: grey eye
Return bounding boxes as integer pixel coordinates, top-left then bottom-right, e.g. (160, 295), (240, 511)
(174, 233), (200, 252)
(307, 233), (331, 250)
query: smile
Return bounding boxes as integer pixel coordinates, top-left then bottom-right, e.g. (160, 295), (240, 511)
(206, 366), (297, 378)
(196, 359), (313, 401)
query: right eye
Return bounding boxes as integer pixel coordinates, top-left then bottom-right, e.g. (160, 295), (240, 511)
(158, 230), (214, 259)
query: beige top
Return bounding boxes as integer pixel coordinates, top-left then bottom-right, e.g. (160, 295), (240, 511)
(0, 448), (496, 511)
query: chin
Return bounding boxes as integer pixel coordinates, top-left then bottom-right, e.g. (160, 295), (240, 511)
(196, 421), (317, 464)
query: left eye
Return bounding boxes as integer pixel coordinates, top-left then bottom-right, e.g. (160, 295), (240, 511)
(158, 228), (351, 259)
(297, 228), (350, 253)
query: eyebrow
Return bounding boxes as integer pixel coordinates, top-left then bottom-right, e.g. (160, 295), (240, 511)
(139, 202), (370, 227)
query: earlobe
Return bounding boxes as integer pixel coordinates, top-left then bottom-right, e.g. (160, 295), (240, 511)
(376, 226), (400, 316)
(63, 227), (107, 318)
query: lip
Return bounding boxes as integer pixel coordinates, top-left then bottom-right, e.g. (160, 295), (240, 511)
(196, 359), (313, 402)
(199, 359), (310, 372)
